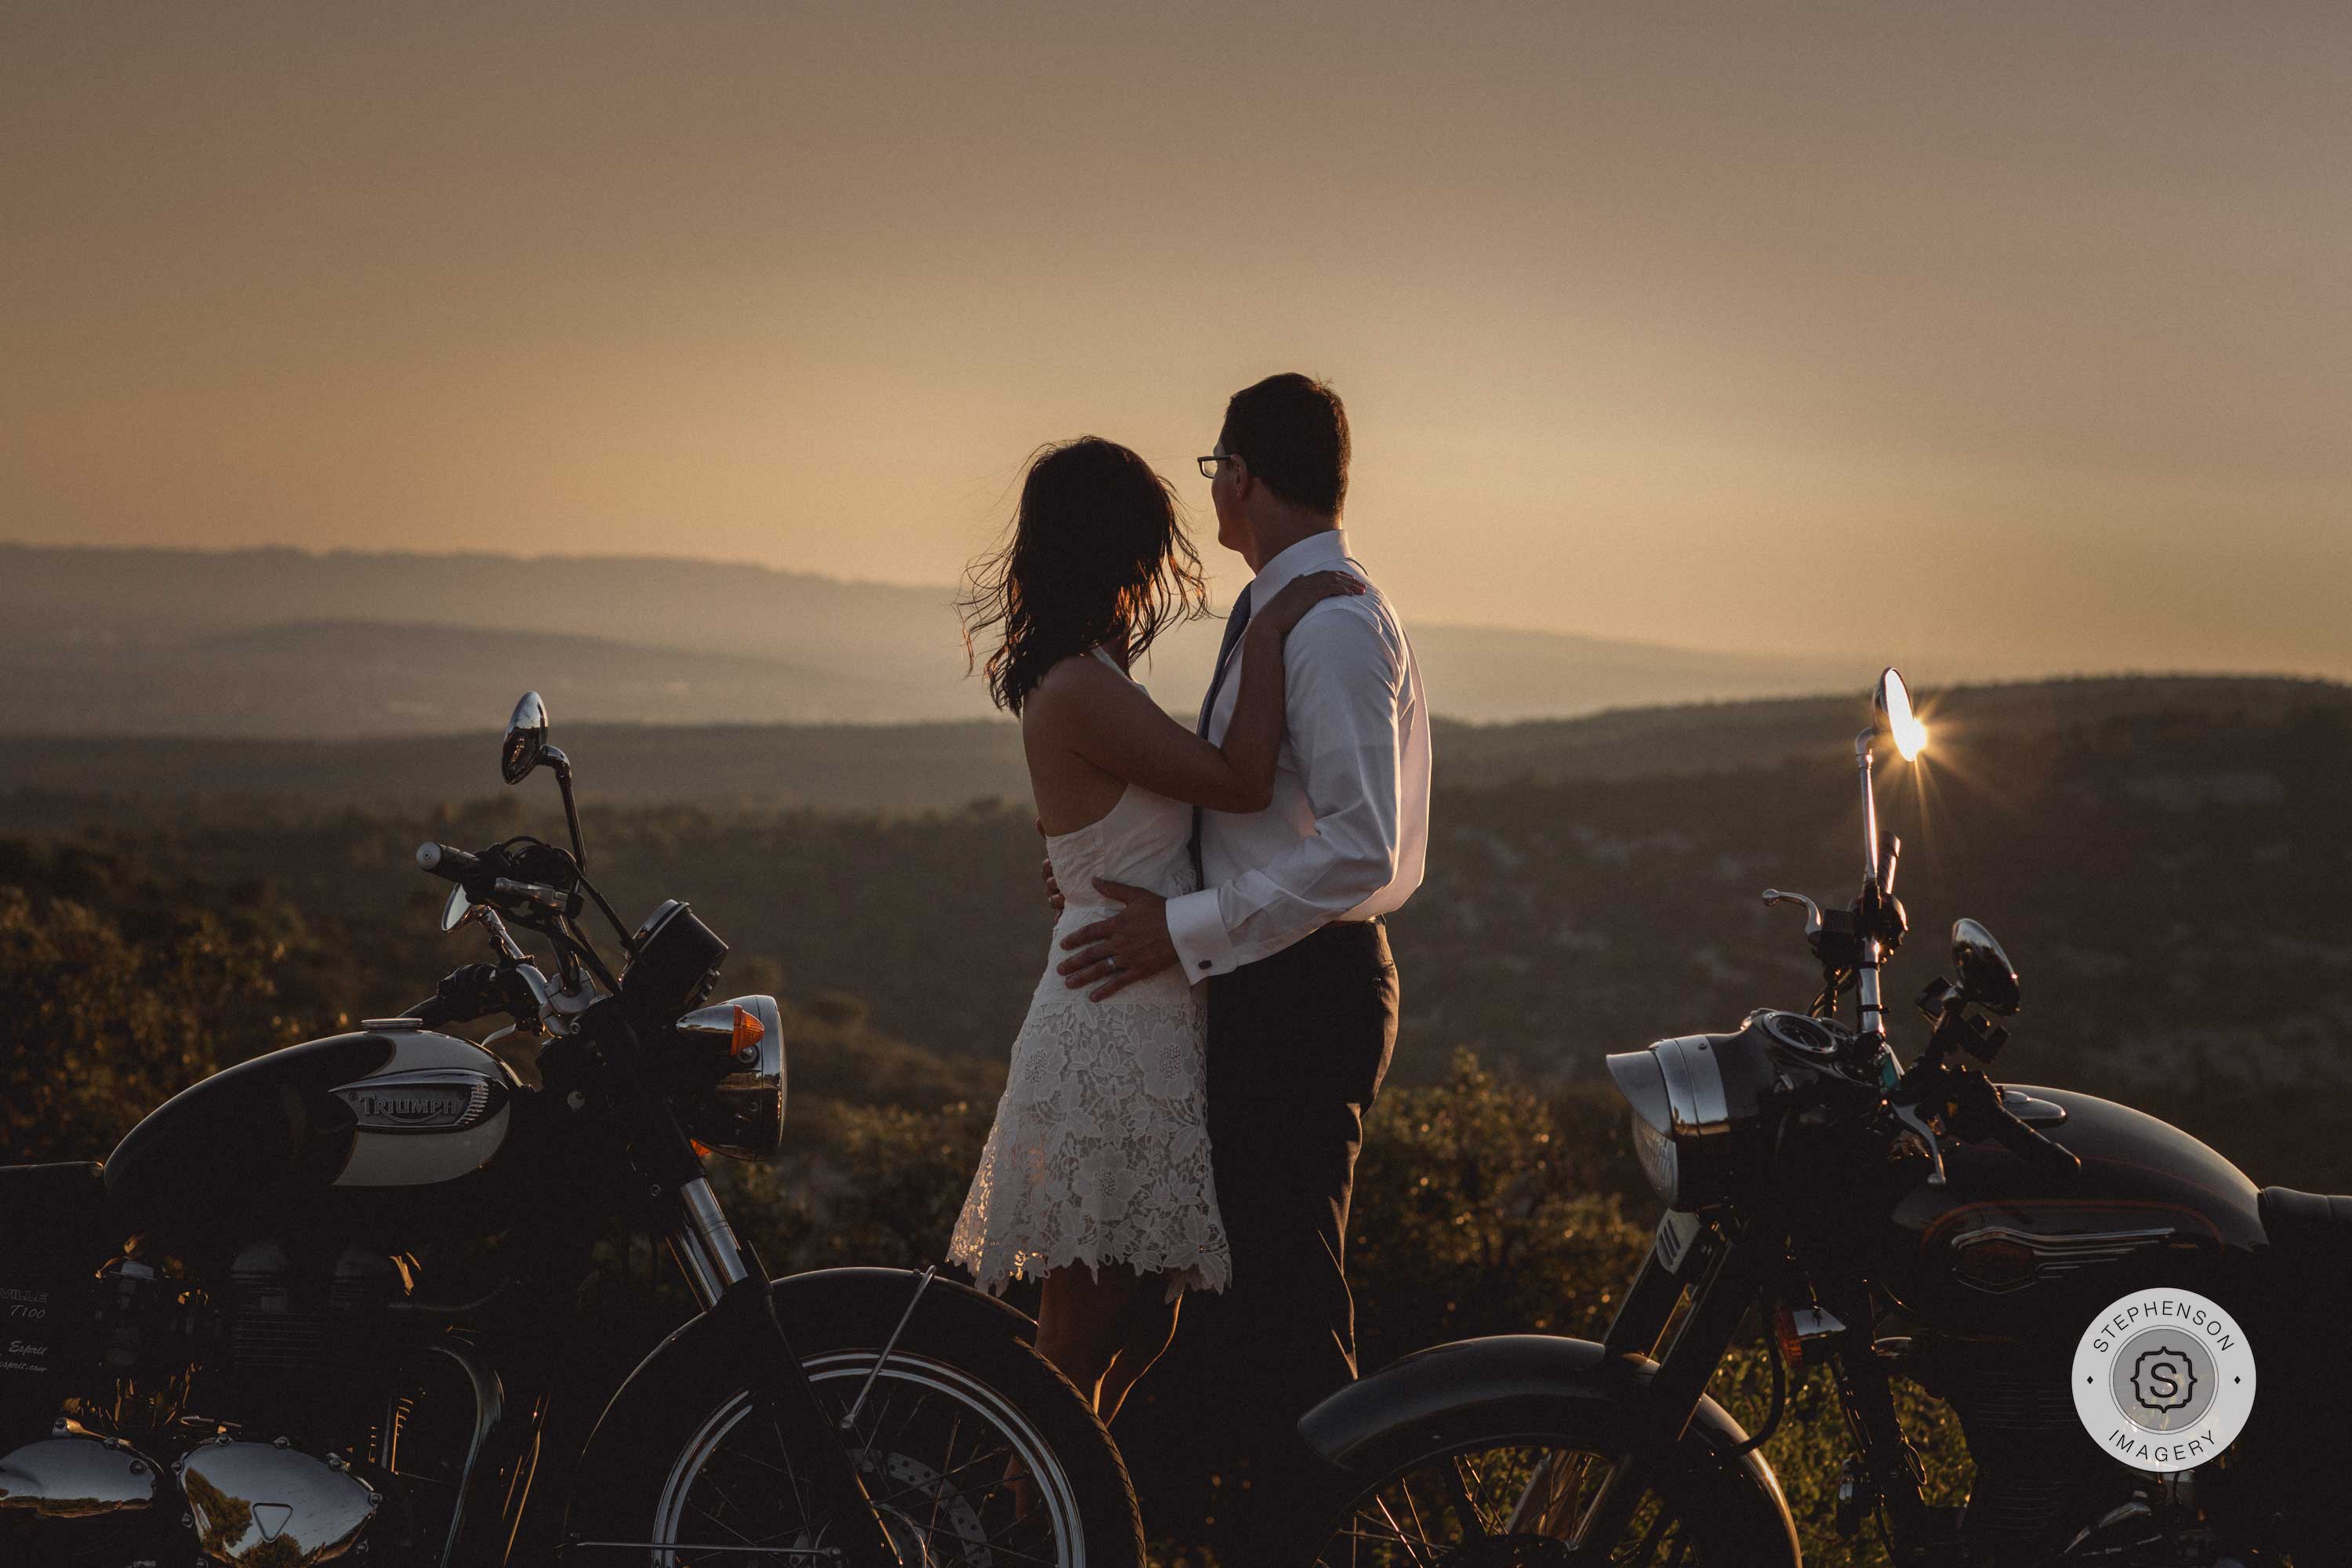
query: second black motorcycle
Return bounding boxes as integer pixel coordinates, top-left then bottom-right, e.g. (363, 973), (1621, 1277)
(1294, 669), (2347, 1566)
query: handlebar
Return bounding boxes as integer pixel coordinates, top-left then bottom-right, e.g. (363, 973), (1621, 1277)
(401, 963), (540, 1031)
(417, 842), (568, 915)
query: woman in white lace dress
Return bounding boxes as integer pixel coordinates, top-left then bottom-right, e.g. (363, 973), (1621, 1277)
(950, 437), (1359, 1420)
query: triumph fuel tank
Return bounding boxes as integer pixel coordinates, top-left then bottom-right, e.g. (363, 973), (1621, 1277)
(1874, 1086), (2266, 1335)
(104, 1023), (526, 1240)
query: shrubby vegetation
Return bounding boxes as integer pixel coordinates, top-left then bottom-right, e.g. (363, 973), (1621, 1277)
(18, 697), (2350, 1184)
(0, 844), (310, 1163)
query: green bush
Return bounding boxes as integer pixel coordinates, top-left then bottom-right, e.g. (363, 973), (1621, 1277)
(0, 886), (299, 1163)
(1348, 1051), (1653, 1364)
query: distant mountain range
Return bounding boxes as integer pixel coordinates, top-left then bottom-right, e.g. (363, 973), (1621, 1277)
(3, 543), (1871, 733)
(5, 673), (2340, 821)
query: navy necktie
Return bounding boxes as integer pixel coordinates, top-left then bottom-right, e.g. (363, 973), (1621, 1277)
(1189, 585), (1254, 879)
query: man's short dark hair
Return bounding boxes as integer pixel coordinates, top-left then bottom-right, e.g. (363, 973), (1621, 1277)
(1220, 373), (1349, 516)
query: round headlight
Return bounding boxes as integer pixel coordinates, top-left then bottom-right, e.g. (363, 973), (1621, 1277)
(1605, 1035), (1741, 1211)
(675, 994), (786, 1160)
(1630, 1112), (1681, 1210)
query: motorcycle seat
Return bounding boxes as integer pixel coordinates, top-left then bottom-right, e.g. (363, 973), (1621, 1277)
(2258, 1186), (2352, 1258)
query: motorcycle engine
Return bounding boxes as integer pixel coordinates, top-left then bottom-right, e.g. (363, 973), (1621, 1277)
(1, 1235), (426, 1564)
(1909, 1334), (2241, 1564)
(1913, 1334), (2092, 1551)
(209, 1237), (412, 1439)
(176, 1433), (405, 1565)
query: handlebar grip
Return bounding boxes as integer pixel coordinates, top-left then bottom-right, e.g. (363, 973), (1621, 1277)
(416, 842), (484, 883)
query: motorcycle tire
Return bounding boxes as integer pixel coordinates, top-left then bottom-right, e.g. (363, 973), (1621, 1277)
(570, 1281), (1144, 1567)
(1298, 1399), (1796, 1567)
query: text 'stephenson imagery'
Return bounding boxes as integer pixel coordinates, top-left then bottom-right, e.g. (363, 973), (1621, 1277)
(4, 7), (2348, 1568)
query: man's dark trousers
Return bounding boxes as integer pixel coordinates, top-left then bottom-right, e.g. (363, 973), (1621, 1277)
(1196, 917), (1397, 1563)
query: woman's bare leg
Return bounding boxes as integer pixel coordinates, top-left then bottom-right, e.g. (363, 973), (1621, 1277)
(1034, 1263), (1149, 1411)
(1011, 1265), (1177, 1519)
(1096, 1279), (1180, 1425)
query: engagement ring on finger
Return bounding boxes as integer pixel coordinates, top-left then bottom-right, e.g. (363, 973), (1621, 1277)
(1108, 956), (1120, 972)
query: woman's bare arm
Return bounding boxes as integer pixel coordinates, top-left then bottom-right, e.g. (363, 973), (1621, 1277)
(1038, 571), (1363, 813)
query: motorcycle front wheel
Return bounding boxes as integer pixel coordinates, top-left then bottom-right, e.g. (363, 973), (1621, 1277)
(1305, 1428), (1766, 1567)
(574, 1292), (1143, 1567)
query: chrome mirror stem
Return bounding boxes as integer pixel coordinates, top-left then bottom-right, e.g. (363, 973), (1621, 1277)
(468, 906), (530, 967)
(1853, 730), (1888, 1043)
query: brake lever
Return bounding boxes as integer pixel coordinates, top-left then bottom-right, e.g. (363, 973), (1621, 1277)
(1994, 1107), (2082, 1173)
(1889, 1097), (1948, 1187)
(463, 904), (531, 966)
(1761, 888), (1824, 935)
(492, 877), (570, 913)
(1952, 1070), (2082, 1174)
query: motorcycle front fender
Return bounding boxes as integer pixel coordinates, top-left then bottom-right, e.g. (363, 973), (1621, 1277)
(1298, 1334), (1799, 1568)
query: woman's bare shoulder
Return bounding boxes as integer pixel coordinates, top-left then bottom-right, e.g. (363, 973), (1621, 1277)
(1022, 653), (1140, 734)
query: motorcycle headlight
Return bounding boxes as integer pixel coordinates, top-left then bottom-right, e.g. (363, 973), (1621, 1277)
(1606, 1035), (1741, 1212)
(1629, 1112), (1681, 1210)
(675, 994), (786, 1160)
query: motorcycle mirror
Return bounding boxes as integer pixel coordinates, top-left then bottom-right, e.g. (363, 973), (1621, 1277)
(1873, 667), (1927, 761)
(500, 691), (550, 785)
(1951, 918), (2021, 1015)
(441, 884), (474, 933)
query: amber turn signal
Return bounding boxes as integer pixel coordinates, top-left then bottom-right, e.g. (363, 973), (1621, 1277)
(730, 1004), (766, 1066)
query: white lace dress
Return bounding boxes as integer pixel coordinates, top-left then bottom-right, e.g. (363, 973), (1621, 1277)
(948, 655), (1232, 1300)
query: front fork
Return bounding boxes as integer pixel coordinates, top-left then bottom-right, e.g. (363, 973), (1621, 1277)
(575, 996), (908, 1566)
(1566, 1215), (1936, 1559)
(599, 1009), (906, 1568)
(662, 1171), (908, 1568)
(1543, 1216), (1766, 1550)
(1621, 1228), (1933, 1559)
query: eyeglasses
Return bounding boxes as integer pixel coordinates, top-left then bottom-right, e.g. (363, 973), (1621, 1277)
(1197, 448), (1237, 481)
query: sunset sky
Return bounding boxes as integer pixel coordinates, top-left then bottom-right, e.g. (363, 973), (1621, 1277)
(7, 2), (2347, 678)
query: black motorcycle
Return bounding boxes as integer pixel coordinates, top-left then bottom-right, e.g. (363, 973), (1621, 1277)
(0, 693), (1141, 1567)
(1294, 670), (2347, 1566)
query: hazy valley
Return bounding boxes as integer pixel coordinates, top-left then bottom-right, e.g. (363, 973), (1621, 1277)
(12, 542), (1907, 734)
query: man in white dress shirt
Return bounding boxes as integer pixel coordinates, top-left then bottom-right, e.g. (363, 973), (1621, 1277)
(1055, 373), (1432, 1558)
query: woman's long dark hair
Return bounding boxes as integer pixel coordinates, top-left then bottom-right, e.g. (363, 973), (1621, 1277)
(960, 437), (1208, 714)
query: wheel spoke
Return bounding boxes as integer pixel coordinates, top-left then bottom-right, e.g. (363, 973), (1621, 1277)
(655, 1357), (1080, 1568)
(1349, 1496), (1454, 1565)
(763, 1410), (815, 1534)
(1443, 1452), (1492, 1540)
(1621, 1501), (1672, 1566)
(928, 1414), (962, 1536)
(1316, 1440), (1704, 1567)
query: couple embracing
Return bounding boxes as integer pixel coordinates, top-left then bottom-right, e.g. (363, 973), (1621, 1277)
(948, 372), (1432, 1556)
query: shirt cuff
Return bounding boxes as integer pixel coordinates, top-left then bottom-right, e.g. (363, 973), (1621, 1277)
(1165, 887), (1238, 983)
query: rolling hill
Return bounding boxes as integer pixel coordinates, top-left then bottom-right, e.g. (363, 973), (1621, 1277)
(2, 673), (2337, 820)
(6, 541), (1869, 731)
